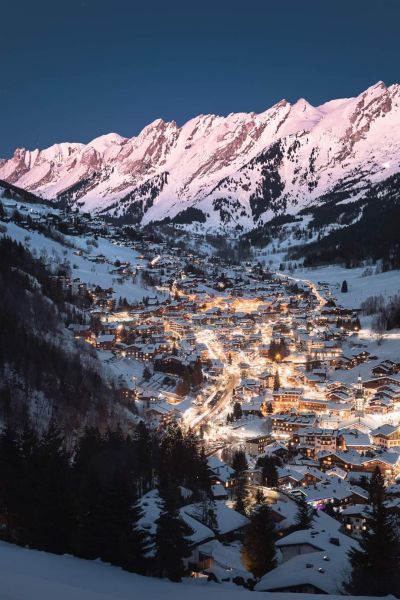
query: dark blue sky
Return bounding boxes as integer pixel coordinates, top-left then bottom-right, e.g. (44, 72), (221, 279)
(1, 0), (399, 156)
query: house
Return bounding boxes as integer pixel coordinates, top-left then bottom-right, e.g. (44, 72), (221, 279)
(211, 484), (228, 500)
(245, 434), (273, 456)
(277, 465), (324, 489)
(340, 504), (370, 539)
(339, 430), (374, 452)
(293, 478), (368, 508)
(273, 387), (303, 411)
(95, 333), (115, 349)
(293, 427), (339, 457)
(207, 456), (235, 489)
(372, 359), (400, 377)
(256, 511), (359, 595)
(371, 424), (400, 449)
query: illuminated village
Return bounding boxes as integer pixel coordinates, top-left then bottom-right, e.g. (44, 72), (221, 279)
(60, 215), (400, 593)
(1, 193), (400, 595)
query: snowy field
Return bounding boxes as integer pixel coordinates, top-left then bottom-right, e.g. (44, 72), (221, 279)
(293, 265), (400, 309)
(0, 541), (385, 600)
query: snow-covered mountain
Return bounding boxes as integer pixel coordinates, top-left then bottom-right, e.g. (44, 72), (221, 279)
(2, 81), (400, 231)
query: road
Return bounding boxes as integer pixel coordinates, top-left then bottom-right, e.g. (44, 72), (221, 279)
(190, 372), (239, 432)
(277, 271), (327, 309)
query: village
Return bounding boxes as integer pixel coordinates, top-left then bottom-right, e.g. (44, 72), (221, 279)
(2, 192), (400, 594)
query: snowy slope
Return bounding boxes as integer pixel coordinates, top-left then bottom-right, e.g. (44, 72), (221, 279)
(2, 81), (400, 231)
(0, 541), (388, 600)
(0, 219), (163, 305)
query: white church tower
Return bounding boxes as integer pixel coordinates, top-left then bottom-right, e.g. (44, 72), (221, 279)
(354, 375), (365, 417)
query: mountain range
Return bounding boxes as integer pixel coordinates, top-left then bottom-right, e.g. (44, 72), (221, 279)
(1, 81), (400, 232)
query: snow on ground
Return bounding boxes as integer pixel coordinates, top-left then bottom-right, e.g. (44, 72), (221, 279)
(0, 540), (249, 600)
(231, 417), (270, 439)
(291, 265), (400, 309)
(1, 221), (165, 304)
(98, 352), (145, 387)
(0, 541), (388, 600)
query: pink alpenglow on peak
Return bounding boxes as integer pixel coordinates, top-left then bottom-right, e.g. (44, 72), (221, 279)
(1, 81), (400, 231)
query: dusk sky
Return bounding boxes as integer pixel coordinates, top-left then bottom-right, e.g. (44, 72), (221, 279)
(1, 0), (399, 156)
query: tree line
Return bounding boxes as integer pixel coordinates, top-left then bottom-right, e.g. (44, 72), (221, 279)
(0, 420), (214, 582)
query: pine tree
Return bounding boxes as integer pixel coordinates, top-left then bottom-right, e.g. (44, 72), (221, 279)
(341, 279), (348, 293)
(0, 424), (22, 538)
(262, 457), (278, 488)
(76, 471), (106, 560)
(154, 487), (193, 581)
(273, 370), (280, 391)
(233, 401), (243, 421)
(28, 422), (75, 554)
(143, 366), (151, 381)
(234, 476), (248, 515)
(135, 421), (153, 494)
(255, 488), (266, 505)
(346, 467), (400, 596)
(176, 378), (190, 397)
(232, 450), (248, 474)
(242, 505), (276, 578)
(194, 496), (219, 533)
(99, 470), (148, 572)
(294, 495), (313, 529)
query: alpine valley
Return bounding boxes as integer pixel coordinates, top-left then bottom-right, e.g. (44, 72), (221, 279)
(1, 81), (400, 236)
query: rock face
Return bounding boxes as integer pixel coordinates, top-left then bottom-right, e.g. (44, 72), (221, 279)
(1, 81), (400, 231)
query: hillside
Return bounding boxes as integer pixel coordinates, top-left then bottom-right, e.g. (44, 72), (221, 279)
(0, 541), (388, 600)
(0, 234), (127, 432)
(1, 82), (400, 232)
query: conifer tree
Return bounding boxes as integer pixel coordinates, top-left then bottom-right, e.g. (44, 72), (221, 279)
(143, 366), (151, 381)
(232, 449), (248, 474)
(29, 422), (74, 554)
(294, 495), (313, 529)
(99, 469), (149, 572)
(255, 488), (265, 505)
(135, 421), (153, 494)
(262, 456), (278, 488)
(234, 476), (248, 515)
(233, 401), (243, 421)
(346, 467), (400, 596)
(0, 424), (22, 537)
(242, 504), (276, 578)
(273, 370), (280, 391)
(154, 485), (193, 581)
(195, 496), (219, 533)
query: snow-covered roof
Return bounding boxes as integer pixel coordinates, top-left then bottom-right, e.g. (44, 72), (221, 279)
(257, 512), (359, 594)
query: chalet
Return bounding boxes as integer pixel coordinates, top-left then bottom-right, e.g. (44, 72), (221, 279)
(259, 370), (275, 388)
(271, 414), (316, 438)
(371, 424), (400, 448)
(362, 453), (400, 480)
(340, 504), (370, 539)
(293, 428), (339, 457)
(245, 434), (273, 455)
(207, 456), (235, 489)
(95, 333), (115, 350)
(318, 450), (364, 473)
(293, 479), (368, 508)
(256, 514), (360, 595)
(372, 359), (400, 377)
(272, 387), (303, 411)
(299, 398), (328, 413)
(339, 430), (374, 452)
(68, 323), (92, 340)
